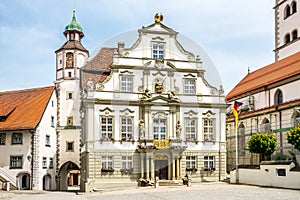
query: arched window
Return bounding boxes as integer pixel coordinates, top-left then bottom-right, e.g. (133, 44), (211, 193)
(292, 1), (297, 14)
(285, 5), (291, 18)
(292, 30), (298, 40)
(238, 123), (245, 156)
(285, 33), (291, 44)
(275, 89), (283, 105)
(260, 118), (270, 133)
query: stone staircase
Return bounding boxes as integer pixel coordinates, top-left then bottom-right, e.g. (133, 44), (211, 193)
(158, 180), (182, 186)
(0, 168), (17, 190)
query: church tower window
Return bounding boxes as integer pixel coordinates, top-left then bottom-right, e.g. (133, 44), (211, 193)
(284, 33), (291, 44)
(274, 89), (283, 105)
(284, 5), (291, 19)
(292, 1), (297, 14)
(292, 29), (298, 40)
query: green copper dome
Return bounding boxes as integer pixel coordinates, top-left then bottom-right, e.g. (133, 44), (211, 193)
(65, 9), (83, 32)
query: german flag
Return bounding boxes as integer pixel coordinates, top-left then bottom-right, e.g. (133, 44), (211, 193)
(232, 101), (243, 132)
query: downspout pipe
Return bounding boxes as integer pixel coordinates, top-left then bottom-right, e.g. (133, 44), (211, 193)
(29, 129), (36, 190)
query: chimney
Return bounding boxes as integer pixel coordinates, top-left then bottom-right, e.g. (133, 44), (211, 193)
(118, 42), (125, 54)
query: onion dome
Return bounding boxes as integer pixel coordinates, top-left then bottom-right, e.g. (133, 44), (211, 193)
(65, 9), (83, 32)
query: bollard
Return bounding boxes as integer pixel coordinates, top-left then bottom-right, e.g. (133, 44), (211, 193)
(155, 176), (159, 188)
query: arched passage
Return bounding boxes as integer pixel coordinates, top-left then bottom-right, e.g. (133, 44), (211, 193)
(57, 161), (80, 191)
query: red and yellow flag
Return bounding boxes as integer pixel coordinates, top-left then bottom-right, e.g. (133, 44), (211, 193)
(232, 101), (243, 132)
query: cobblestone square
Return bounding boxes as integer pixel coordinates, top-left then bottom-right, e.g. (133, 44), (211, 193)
(1, 183), (299, 200)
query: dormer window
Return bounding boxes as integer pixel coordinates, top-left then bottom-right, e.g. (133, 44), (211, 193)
(153, 44), (164, 59)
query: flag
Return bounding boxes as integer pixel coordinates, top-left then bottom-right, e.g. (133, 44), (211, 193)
(232, 101), (243, 132)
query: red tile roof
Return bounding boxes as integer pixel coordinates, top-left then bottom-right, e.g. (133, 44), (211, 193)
(226, 51), (300, 101)
(55, 41), (88, 53)
(81, 47), (115, 90)
(0, 86), (55, 131)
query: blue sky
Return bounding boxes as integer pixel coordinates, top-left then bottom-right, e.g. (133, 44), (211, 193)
(0, 0), (275, 94)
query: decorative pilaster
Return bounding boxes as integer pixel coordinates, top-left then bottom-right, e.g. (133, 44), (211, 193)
(172, 157), (176, 180)
(140, 154), (144, 179)
(146, 156), (150, 179)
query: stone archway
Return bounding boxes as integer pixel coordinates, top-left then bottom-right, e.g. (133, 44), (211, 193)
(57, 161), (80, 191)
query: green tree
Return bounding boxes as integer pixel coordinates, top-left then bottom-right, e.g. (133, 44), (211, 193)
(287, 125), (300, 151)
(248, 132), (277, 162)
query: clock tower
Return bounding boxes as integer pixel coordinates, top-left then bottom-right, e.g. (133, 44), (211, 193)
(54, 9), (89, 190)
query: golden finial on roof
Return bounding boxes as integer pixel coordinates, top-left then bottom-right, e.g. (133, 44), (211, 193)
(155, 13), (163, 23)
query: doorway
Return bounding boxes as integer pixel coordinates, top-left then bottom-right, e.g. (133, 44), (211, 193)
(155, 160), (168, 180)
(20, 174), (30, 190)
(43, 174), (51, 190)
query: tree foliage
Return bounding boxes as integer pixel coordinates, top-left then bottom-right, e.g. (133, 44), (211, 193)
(287, 125), (300, 151)
(248, 132), (277, 161)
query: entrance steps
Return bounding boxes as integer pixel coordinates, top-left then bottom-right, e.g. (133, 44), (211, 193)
(0, 168), (17, 190)
(158, 180), (182, 186)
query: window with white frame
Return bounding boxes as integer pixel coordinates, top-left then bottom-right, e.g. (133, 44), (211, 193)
(101, 117), (113, 139)
(121, 156), (133, 172)
(102, 156), (113, 170)
(121, 117), (133, 140)
(12, 132), (22, 144)
(185, 118), (196, 140)
(203, 118), (215, 141)
(153, 44), (164, 59)
(184, 79), (195, 94)
(10, 155), (22, 169)
(204, 156), (215, 171)
(153, 118), (166, 139)
(186, 156), (196, 170)
(120, 76), (133, 92)
(0, 133), (6, 145)
(42, 157), (47, 169)
(45, 135), (50, 147)
(49, 158), (53, 169)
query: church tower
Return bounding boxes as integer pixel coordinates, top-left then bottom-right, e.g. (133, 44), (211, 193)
(274, 0), (299, 61)
(54, 9), (88, 190)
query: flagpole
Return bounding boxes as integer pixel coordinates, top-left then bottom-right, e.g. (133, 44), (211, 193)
(235, 125), (239, 184)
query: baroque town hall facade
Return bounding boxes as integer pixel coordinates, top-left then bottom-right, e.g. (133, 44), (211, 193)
(79, 14), (227, 191)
